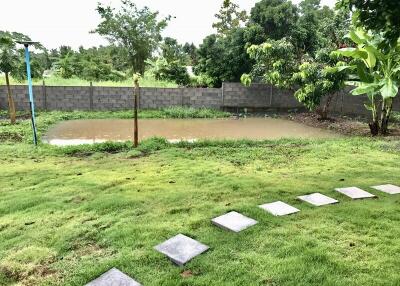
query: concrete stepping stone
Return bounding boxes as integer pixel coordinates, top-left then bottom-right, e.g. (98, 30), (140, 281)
(259, 201), (300, 216)
(298, 193), (338, 206)
(212, 211), (258, 232)
(335, 187), (376, 199)
(371, 184), (400, 195)
(85, 268), (141, 286)
(155, 234), (209, 266)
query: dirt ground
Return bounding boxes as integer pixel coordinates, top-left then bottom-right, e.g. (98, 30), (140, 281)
(281, 112), (400, 138)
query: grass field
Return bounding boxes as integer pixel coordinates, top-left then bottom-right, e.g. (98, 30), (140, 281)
(0, 111), (399, 286)
(0, 75), (178, 88)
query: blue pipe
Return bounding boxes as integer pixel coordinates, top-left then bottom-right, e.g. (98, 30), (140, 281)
(24, 45), (38, 145)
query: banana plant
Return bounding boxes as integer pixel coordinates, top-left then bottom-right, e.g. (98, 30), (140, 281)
(333, 27), (400, 135)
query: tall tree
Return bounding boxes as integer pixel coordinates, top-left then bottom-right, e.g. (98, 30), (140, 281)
(93, 0), (170, 74)
(213, 0), (248, 36)
(242, 1), (351, 119)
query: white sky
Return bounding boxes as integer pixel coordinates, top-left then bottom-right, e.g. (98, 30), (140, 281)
(0, 0), (336, 50)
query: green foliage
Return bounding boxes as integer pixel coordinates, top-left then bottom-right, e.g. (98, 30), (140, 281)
(292, 59), (347, 111)
(93, 0), (170, 74)
(0, 35), (18, 75)
(147, 58), (190, 86)
(0, 31), (37, 78)
(213, 0), (248, 36)
(182, 42), (198, 65)
(246, 39), (297, 88)
(160, 37), (187, 64)
(194, 29), (253, 87)
(54, 47), (127, 82)
(0, 74), (177, 88)
(248, 0), (350, 55)
(334, 26), (400, 134)
(243, 1), (351, 117)
(249, 0), (298, 41)
(157, 107), (230, 119)
(0, 31), (46, 81)
(147, 37), (191, 86)
(338, 0), (400, 45)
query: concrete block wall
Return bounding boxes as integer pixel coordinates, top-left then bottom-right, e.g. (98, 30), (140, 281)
(222, 83), (300, 108)
(0, 83), (399, 117)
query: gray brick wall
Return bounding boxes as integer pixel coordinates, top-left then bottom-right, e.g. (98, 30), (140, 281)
(0, 83), (399, 117)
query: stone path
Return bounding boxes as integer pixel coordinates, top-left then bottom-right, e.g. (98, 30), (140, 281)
(86, 183), (400, 285)
(259, 201), (300, 216)
(212, 211), (258, 232)
(372, 184), (400, 195)
(154, 234), (209, 266)
(85, 268), (141, 286)
(335, 187), (376, 199)
(298, 193), (338, 206)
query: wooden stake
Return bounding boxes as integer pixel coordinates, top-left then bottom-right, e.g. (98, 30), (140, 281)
(5, 72), (16, 124)
(133, 77), (139, 147)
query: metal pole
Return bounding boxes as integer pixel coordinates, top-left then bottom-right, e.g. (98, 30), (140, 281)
(24, 44), (38, 146)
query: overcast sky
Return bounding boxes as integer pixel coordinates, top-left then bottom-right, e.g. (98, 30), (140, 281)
(0, 0), (336, 50)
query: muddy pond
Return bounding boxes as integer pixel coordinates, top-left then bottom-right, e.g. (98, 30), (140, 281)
(43, 117), (339, 146)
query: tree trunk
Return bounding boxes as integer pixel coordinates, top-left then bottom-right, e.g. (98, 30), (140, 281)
(133, 80), (139, 147)
(379, 98), (393, 136)
(5, 72), (16, 124)
(317, 92), (336, 120)
(368, 94), (379, 136)
(369, 121), (379, 136)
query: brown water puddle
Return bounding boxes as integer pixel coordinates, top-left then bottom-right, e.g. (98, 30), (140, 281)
(43, 118), (339, 146)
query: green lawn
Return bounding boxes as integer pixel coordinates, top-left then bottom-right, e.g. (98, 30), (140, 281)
(0, 112), (399, 286)
(0, 75), (177, 88)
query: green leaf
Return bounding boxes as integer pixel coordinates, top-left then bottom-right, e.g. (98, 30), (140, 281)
(364, 103), (374, 111)
(392, 66), (400, 74)
(336, 48), (368, 60)
(336, 65), (356, 72)
(348, 30), (364, 45)
(380, 78), (399, 99)
(351, 83), (380, 95)
(360, 48), (376, 68)
(356, 62), (374, 83)
(345, 81), (361, 86)
(364, 46), (383, 61)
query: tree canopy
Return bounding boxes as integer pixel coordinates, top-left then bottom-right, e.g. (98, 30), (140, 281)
(213, 0), (248, 36)
(241, 1), (351, 118)
(195, 28), (253, 87)
(93, 0), (171, 74)
(249, 0), (298, 41)
(338, 0), (400, 45)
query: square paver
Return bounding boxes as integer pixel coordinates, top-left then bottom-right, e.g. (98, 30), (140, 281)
(211, 211), (258, 232)
(335, 187), (376, 199)
(155, 234), (209, 266)
(371, 184), (400, 195)
(259, 201), (300, 216)
(298, 193), (339, 206)
(85, 268), (141, 286)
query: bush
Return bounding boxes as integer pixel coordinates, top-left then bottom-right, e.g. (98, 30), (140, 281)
(147, 58), (190, 86)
